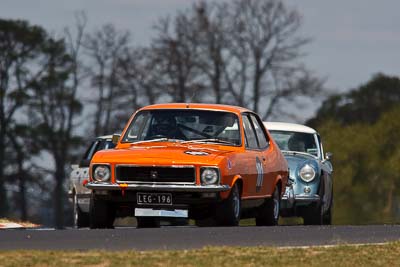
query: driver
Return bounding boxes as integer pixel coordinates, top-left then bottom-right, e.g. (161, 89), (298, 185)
(288, 133), (306, 152)
(151, 114), (186, 140)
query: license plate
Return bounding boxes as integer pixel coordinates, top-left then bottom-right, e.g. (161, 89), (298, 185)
(137, 193), (173, 205)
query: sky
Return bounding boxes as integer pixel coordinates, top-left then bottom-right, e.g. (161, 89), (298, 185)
(1, 0), (399, 95)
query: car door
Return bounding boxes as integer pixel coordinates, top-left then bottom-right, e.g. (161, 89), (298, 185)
(241, 114), (266, 197)
(249, 114), (275, 197)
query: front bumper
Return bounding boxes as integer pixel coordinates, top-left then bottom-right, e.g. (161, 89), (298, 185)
(86, 182), (229, 219)
(85, 182), (231, 192)
(282, 193), (320, 206)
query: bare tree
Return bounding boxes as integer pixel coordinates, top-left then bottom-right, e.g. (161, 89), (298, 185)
(112, 47), (165, 130)
(152, 13), (205, 103)
(148, 0), (324, 120)
(191, 2), (230, 104)
(84, 24), (130, 136)
(5, 125), (39, 221)
(28, 37), (82, 228)
(64, 11), (87, 114)
(0, 19), (48, 217)
(223, 0), (324, 119)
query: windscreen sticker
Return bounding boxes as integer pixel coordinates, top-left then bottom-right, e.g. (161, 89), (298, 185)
(227, 159), (232, 169)
(256, 156), (264, 192)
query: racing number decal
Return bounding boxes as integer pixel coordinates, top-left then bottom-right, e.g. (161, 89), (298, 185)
(255, 157), (264, 192)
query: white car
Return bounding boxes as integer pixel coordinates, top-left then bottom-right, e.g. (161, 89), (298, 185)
(68, 135), (115, 228)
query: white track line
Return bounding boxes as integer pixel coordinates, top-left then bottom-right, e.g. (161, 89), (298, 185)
(278, 242), (391, 249)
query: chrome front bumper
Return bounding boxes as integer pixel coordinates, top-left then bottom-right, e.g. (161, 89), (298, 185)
(282, 193), (320, 202)
(85, 182), (231, 192)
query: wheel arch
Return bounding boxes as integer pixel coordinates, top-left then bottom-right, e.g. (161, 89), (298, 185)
(221, 174), (243, 199)
(274, 175), (283, 196)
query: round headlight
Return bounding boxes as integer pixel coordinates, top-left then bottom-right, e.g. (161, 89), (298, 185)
(93, 165), (111, 182)
(299, 164), (316, 182)
(201, 168), (219, 185)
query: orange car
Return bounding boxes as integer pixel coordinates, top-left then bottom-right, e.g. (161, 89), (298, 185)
(86, 103), (288, 228)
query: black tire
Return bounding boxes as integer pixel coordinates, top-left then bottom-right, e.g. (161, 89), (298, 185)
(136, 217), (160, 228)
(323, 189), (333, 225)
(215, 183), (241, 226)
(73, 192), (89, 228)
(195, 217), (217, 227)
(256, 185), (281, 226)
(89, 194), (115, 229)
(304, 177), (326, 225)
(303, 202), (323, 225)
(165, 218), (189, 226)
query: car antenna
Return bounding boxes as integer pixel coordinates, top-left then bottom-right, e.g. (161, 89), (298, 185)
(187, 89), (198, 108)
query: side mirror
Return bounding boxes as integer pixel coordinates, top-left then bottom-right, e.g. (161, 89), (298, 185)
(112, 133), (121, 145)
(325, 152), (333, 161)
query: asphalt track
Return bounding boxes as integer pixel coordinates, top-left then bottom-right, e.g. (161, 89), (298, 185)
(1, 225), (400, 250)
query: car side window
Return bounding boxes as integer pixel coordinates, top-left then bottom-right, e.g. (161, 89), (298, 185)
(83, 141), (100, 161)
(125, 112), (151, 141)
(96, 140), (116, 152)
(250, 114), (269, 149)
(317, 134), (324, 160)
(242, 115), (258, 149)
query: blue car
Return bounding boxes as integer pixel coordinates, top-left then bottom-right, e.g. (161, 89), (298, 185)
(264, 122), (333, 225)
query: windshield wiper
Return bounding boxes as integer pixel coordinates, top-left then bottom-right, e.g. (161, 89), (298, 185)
(130, 138), (168, 144)
(131, 138), (188, 145)
(281, 150), (318, 158)
(182, 138), (236, 145)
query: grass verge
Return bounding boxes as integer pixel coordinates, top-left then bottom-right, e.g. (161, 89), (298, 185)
(0, 242), (399, 267)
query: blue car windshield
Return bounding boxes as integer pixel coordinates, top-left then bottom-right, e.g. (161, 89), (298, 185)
(121, 109), (241, 146)
(269, 130), (319, 157)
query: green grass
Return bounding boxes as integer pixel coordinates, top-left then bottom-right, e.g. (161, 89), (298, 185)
(0, 242), (399, 267)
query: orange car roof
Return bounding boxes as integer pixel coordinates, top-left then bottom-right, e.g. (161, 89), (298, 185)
(140, 103), (252, 114)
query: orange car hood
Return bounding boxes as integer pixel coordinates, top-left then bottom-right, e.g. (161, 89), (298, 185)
(92, 143), (236, 165)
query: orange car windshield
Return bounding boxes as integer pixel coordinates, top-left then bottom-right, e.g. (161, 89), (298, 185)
(121, 109), (241, 146)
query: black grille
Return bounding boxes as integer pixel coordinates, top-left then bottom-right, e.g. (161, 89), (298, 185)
(116, 166), (195, 183)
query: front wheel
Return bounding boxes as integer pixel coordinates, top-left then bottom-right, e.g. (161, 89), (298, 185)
(323, 189), (333, 225)
(216, 183), (241, 226)
(73, 192), (89, 228)
(136, 217), (160, 228)
(256, 186), (280, 226)
(89, 194), (115, 229)
(303, 203), (323, 225)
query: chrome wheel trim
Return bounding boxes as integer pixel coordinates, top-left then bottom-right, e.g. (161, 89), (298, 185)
(273, 190), (280, 221)
(73, 193), (79, 228)
(233, 188), (240, 220)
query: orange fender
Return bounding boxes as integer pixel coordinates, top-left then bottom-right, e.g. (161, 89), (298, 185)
(220, 175), (242, 199)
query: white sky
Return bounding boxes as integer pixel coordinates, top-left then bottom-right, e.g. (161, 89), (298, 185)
(1, 0), (399, 94)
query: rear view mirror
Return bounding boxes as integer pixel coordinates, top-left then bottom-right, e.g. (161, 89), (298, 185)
(112, 133), (121, 145)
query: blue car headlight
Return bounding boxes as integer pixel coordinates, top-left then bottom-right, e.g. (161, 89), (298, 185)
(299, 164), (316, 182)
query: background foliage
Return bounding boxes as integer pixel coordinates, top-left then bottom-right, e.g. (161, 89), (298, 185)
(310, 74), (400, 224)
